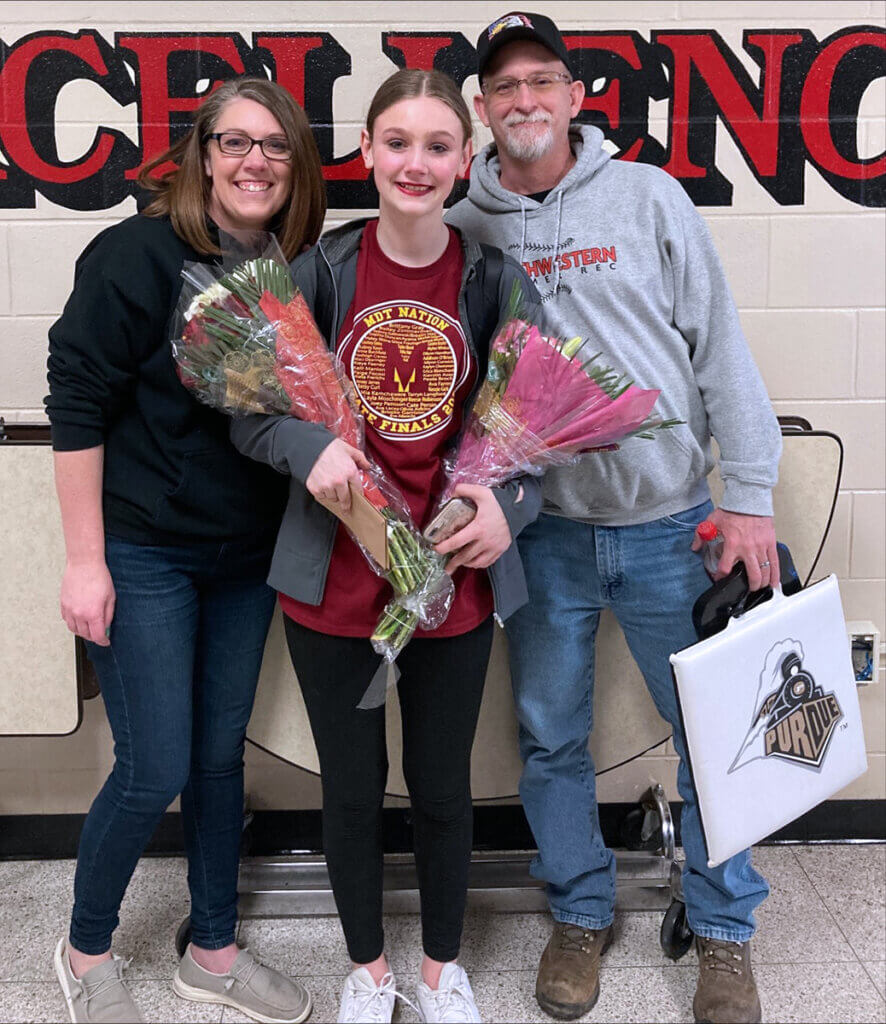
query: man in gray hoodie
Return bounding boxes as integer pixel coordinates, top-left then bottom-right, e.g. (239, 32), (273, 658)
(447, 12), (782, 1024)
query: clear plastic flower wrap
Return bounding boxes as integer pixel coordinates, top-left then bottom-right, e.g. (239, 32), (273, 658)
(370, 287), (683, 661)
(171, 232), (453, 632)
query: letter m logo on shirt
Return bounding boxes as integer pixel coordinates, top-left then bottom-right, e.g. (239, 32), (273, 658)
(381, 341), (429, 394)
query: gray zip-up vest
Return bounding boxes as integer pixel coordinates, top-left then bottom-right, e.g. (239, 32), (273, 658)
(230, 221), (542, 623)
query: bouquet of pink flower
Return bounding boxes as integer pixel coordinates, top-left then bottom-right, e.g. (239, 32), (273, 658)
(370, 298), (680, 659)
(438, 316), (675, 492)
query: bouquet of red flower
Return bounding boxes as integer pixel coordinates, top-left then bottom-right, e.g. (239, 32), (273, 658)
(371, 292), (680, 659)
(172, 235), (453, 627)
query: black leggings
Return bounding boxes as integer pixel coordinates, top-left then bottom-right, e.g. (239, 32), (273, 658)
(283, 614), (493, 964)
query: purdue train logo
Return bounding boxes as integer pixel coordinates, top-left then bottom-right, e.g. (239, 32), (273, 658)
(729, 639), (843, 773)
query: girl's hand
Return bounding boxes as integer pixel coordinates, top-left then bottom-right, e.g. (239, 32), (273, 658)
(60, 559), (115, 646)
(434, 483), (512, 572)
(306, 439), (371, 513)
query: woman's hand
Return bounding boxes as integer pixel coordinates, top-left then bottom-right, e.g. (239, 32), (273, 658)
(60, 559), (116, 646)
(434, 483), (512, 572)
(306, 438), (371, 513)
(53, 447), (114, 646)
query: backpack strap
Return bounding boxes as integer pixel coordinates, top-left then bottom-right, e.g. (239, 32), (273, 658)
(479, 243), (504, 307)
(466, 243), (505, 359)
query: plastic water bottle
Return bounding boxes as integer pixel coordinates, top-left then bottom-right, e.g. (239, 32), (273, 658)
(696, 520), (723, 576)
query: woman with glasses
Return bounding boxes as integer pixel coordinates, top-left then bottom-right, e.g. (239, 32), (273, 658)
(46, 77), (325, 1024)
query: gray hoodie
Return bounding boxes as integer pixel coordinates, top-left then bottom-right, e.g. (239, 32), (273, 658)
(447, 125), (781, 525)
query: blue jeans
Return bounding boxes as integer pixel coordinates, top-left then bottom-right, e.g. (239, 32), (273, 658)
(506, 504), (769, 942)
(70, 534), (276, 954)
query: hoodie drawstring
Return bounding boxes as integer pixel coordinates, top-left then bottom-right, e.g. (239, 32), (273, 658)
(517, 185), (564, 298)
(553, 190), (564, 295)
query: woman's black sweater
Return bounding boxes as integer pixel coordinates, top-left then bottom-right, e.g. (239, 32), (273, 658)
(46, 213), (287, 545)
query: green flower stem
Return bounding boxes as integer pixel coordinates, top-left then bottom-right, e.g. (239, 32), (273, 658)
(386, 524), (425, 594)
(384, 527), (409, 593)
(371, 606), (419, 651)
(220, 257), (294, 307)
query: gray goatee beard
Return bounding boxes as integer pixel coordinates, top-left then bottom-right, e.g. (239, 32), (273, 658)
(500, 113), (555, 161)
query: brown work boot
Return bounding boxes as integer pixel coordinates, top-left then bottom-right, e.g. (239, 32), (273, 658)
(693, 936), (762, 1023)
(535, 921), (613, 1020)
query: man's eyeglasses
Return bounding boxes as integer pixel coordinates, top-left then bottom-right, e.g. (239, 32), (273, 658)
(207, 131), (293, 161)
(482, 72), (573, 102)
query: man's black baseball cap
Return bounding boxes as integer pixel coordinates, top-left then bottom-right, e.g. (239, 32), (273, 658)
(476, 11), (574, 82)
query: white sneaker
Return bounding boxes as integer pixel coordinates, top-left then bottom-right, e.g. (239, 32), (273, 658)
(416, 963), (482, 1023)
(338, 967), (400, 1023)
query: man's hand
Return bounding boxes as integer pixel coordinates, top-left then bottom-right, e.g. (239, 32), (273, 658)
(691, 507), (779, 591)
(306, 439), (370, 513)
(60, 559), (115, 646)
(434, 483), (512, 572)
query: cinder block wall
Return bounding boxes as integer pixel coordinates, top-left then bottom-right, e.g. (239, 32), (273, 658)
(0, 1), (883, 814)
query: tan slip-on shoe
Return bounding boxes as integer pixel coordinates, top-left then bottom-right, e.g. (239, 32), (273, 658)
(54, 938), (144, 1023)
(173, 945), (311, 1023)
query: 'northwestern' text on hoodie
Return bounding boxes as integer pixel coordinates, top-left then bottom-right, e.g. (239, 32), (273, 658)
(447, 125), (781, 526)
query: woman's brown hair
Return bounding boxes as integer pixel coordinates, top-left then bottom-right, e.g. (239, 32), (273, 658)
(139, 77), (326, 261)
(366, 69), (472, 144)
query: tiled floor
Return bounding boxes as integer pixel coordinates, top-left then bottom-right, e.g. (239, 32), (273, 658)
(1, 844), (883, 1023)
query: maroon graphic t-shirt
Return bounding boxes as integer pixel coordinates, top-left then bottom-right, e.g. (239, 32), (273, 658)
(280, 220), (494, 637)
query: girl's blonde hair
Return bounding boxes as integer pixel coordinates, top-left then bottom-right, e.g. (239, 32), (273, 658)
(139, 77), (326, 261)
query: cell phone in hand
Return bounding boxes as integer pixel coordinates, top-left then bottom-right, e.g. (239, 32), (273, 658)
(423, 497), (477, 545)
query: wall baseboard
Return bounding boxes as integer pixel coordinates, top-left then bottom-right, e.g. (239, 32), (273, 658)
(1, 800), (882, 861)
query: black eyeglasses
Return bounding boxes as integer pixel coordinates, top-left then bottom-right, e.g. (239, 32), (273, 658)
(207, 131), (292, 161)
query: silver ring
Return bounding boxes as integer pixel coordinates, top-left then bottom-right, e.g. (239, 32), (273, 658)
(759, 560), (770, 568)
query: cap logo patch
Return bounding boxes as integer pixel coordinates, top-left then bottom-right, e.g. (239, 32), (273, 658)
(487, 13), (532, 39)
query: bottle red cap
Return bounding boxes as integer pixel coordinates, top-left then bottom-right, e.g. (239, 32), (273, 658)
(696, 520), (718, 541)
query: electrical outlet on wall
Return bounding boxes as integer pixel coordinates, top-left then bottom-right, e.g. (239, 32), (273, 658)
(846, 621), (881, 685)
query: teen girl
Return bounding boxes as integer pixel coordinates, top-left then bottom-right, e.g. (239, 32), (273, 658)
(233, 69), (541, 1024)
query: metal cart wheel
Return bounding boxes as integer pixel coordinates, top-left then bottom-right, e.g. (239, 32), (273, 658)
(620, 806), (663, 852)
(620, 806), (650, 850)
(620, 783), (674, 859)
(660, 898), (694, 960)
(175, 917), (192, 959)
